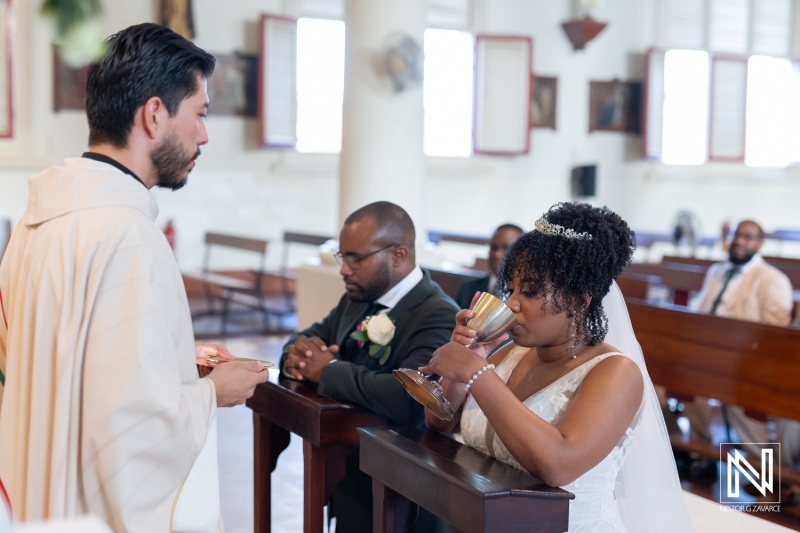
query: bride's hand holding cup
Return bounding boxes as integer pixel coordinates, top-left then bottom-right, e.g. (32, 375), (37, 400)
(394, 291), (516, 421)
(460, 292), (517, 353)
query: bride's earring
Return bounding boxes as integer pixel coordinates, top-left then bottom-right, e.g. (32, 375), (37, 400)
(571, 321), (577, 359)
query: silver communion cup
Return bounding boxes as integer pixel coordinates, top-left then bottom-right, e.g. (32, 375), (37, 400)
(466, 292), (518, 344)
(394, 292), (517, 421)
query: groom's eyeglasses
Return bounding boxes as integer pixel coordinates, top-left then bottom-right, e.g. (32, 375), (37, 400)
(333, 244), (399, 269)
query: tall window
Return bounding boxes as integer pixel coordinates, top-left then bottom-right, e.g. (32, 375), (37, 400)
(423, 29), (474, 157)
(651, 50), (800, 167)
(295, 18), (345, 153)
(292, 21), (475, 156)
(648, 0), (798, 167)
(661, 50), (709, 165)
(745, 56), (800, 167)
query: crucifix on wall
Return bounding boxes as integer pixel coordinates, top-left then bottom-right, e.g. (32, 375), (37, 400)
(160, 0), (195, 40)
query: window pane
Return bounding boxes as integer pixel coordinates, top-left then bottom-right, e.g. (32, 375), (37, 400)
(663, 0), (706, 49)
(709, 58), (747, 160)
(709, 0), (749, 54)
(296, 18), (345, 153)
(662, 50), (710, 165)
(423, 29), (474, 157)
(752, 0), (792, 57)
(745, 56), (800, 167)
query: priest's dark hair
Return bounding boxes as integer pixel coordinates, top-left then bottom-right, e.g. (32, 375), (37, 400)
(496, 202), (636, 345)
(86, 23), (215, 148)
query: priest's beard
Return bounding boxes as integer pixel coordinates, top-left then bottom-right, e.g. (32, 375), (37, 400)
(151, 133), (200, 191)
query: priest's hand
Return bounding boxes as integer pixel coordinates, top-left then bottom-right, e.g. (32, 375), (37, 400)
(285, 335), (339, 382)
(195, 344), (234, 377)
(207, 360), (270, 407)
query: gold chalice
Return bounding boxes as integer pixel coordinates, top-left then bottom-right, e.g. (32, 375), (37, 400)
(394, 292), (517, 421)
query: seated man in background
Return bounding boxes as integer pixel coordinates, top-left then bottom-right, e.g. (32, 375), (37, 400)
(455, 223), (523, 309)
(682, 220), (800, 474)
(281, 201), (458, 532)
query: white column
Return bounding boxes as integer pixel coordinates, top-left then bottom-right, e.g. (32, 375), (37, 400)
(338, 0), (427, 234)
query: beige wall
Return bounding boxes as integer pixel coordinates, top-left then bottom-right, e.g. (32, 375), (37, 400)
(1, 0), (799, 270)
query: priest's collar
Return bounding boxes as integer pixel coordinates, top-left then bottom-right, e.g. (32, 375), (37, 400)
(82, 152), (146, 188)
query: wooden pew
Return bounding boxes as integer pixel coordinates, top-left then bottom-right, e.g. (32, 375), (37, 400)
(183, 232), (291, 334)
(247, 378), (387, 533)
(767, 229), (800, 255)
(427, 230), (494, 272)
(275, 230), (334, 309)
(626, 262), (707, 305)
(632, 232), (673, 252)
(359, 426), (573, 532)
(428, 230), (491, 247)
(626, 299), (800, 482)
(616, 271), (661, 300)
(427, 266), (485, 301)
(660, 255), (716, 268)
(665, 253), (800, 281)
(627, 299), (800, 420)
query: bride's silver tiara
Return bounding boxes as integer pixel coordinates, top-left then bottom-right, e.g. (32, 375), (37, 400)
(534, 217), (593, 240)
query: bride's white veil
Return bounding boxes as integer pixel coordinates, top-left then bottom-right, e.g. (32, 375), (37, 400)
(603, 281), (695, 532)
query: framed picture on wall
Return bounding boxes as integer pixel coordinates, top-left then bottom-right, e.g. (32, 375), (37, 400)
(207, 53), (257, 116)
(53, 49), (258, 117)
(530, 74), (557, 129)
(588, 80), (642, 134)
(53, 48), (89, 111)
(0, 0), (13, 138)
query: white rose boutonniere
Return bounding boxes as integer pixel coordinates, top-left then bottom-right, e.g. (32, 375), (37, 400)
(349, 312), (396, 365)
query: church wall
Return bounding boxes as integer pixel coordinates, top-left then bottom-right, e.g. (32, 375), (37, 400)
(1, 0), (799, 270)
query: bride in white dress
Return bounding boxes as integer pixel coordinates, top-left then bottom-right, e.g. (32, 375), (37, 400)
(421, 203), (694, 532)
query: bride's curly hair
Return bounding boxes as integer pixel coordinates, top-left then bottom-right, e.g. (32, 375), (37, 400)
(496, 202), (636, 345)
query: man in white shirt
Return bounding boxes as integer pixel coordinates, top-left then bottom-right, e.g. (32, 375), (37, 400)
(685, 220), (799, 470)
(696, 220), (792, 324)
(0, 23), (269, 532)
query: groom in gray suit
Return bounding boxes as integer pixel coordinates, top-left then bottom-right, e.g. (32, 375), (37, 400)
(281, 201), (458, 532)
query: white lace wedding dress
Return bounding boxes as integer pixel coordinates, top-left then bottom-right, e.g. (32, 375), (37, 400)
(460, 345), (642, 533)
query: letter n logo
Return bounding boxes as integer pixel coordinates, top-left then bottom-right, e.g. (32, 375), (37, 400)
(720, 443), (780, 504)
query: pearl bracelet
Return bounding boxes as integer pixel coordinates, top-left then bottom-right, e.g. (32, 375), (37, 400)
(464, 363), (495, 393)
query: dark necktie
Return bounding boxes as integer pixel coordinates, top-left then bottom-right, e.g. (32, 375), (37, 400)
(710, 266), (739, 315)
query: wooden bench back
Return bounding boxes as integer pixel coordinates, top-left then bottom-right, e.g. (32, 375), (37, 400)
(201, 232), (269, 282)
(204, 232), (268, 254)
(661, 255), (800, 292)
(627, 299), (800, 422)
(279, 230), (333, 273)
(427, 266), (485, 301)
(283, 231), (332, 248)
(427, 230), (490, 246)
(617, 271), (661, 300)
(660, 255), (716, 268)
(359, 426), (572, 532)
(626, 262), (707, 300)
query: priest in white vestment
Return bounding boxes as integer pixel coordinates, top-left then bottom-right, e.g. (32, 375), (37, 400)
(0, 24), (269, 533)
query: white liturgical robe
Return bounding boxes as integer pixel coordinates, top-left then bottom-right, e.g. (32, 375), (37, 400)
(0, 158), (220, 532)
